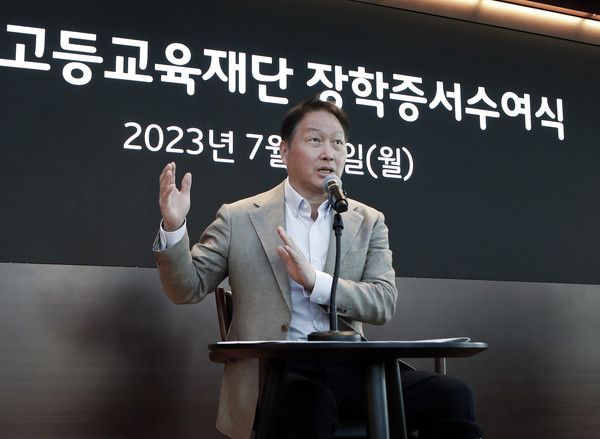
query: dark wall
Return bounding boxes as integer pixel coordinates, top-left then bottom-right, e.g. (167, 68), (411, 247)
(1, 263), (599, 439)
(1, 0), (599, 284)
(0, 263), (225, 439)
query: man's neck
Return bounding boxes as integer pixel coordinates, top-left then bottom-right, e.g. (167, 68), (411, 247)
(285, 179), (328, 221)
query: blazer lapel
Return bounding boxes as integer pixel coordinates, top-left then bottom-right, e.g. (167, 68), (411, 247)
(247, 182), (292, 311)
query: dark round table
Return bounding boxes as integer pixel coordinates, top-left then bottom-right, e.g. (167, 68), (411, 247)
(209, 340), (487, 439)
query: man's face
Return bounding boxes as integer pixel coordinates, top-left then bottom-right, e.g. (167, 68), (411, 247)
(280, 110), (347, 202)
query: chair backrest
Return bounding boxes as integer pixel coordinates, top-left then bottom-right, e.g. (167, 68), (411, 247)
(215, 286), (233, 341)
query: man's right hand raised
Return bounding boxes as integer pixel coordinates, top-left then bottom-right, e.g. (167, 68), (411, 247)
(159, 162), (192, 232)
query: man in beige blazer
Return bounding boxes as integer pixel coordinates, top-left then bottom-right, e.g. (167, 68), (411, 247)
(154, 98), (481, 439)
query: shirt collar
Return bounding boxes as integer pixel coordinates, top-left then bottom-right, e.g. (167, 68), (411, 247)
(284, 178), (331, 218)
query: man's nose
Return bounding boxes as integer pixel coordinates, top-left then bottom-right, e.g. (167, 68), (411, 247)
(321, 142), (335, 160)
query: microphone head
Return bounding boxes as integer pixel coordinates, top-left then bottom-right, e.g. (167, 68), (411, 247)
(321, 174), (342, 193)
(322, 174), (348, 213)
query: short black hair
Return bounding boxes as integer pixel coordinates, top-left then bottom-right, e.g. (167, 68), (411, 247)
(280, 96), (350, 144)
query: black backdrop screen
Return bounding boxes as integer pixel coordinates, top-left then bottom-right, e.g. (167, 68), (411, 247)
(1, 0), (599, 284)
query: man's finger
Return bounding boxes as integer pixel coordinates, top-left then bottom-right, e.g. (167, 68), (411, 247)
(277, 225), (298, 249)
(180, 172), (192, 196)
(276, 245), (289, 263)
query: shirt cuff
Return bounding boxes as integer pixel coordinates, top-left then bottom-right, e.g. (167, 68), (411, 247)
(308, 271), (333, 306)
(158, 219), (186, 250)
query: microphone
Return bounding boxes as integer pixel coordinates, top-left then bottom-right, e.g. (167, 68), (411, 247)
(309, 174), (361, 342)
(321, 175), (348, 213)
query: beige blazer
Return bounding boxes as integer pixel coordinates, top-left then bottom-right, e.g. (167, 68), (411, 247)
(153, 181), (397, 439)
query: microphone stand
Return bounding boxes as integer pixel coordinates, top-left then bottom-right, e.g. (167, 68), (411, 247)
(308, 211), (362, 342)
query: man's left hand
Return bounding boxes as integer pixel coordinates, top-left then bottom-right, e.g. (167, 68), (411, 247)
(276, 225), (316, 292)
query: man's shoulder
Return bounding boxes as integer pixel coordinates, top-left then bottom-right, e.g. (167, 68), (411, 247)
(348, 198), (383, 219)
(223, 181), (285, 212)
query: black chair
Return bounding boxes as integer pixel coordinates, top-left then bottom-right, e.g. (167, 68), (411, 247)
(215, 286), (233, 342)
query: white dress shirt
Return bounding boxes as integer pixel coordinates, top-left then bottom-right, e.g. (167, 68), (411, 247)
(283, 179), (333, 340)
(158, 178), (334, 341)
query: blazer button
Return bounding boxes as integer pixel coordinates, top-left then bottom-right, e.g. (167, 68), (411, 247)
(281, 324), (289, 332)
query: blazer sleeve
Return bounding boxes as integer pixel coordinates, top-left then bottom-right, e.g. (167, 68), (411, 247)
(334, 209), (398, 326)
(153, 204), (232, 305)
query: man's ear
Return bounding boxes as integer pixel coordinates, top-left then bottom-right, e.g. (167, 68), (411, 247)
(280, 141), (289, 165)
